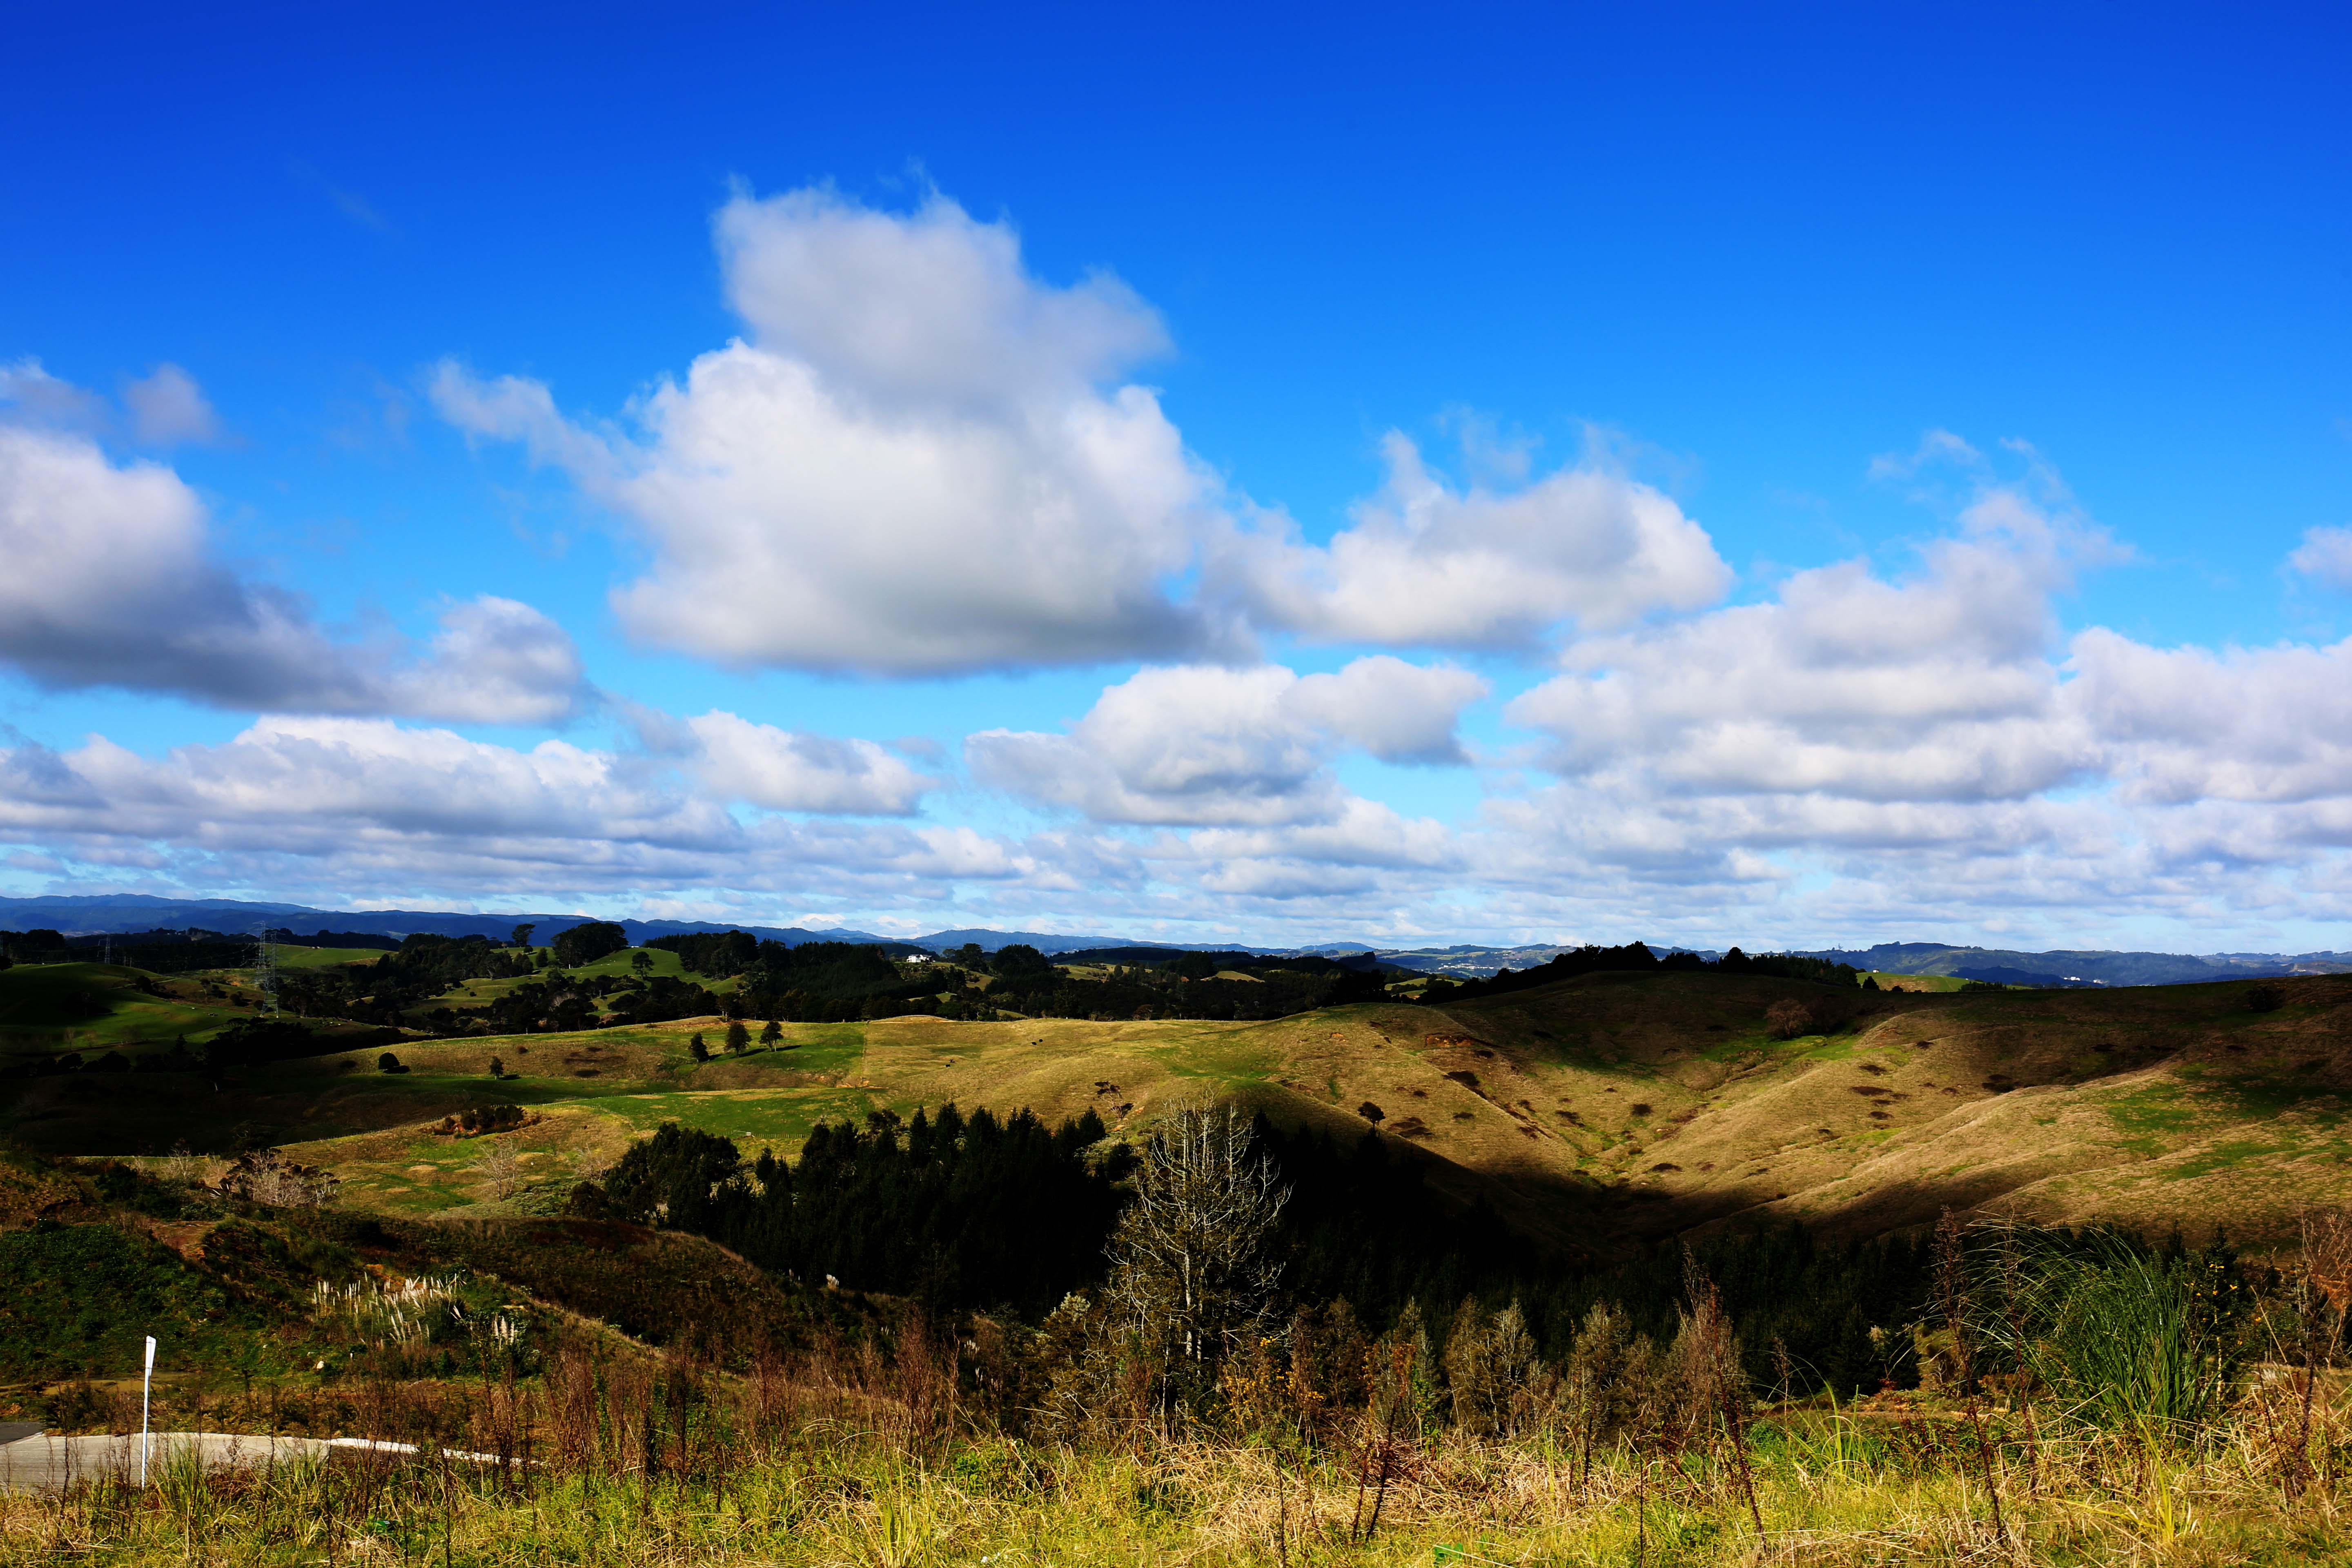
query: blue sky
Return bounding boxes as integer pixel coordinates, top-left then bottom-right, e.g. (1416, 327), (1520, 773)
(3, 2), (2350, 949)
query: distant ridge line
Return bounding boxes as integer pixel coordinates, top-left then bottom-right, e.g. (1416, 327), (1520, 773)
(0, 896), (2344, 983)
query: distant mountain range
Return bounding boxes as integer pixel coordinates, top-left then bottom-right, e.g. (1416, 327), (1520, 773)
(0, 894), (912, 953)
(2, 894), (2345, 985)
(1793, 942), (2352, 988)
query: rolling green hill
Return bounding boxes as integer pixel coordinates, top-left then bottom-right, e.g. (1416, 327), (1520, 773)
(9, 951), (2346, 1256)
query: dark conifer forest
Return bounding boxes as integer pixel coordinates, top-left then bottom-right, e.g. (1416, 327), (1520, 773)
(577, 1105), (1936, 1398)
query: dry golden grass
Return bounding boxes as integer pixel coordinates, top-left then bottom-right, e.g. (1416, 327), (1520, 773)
(35, 970), (2346, 1250)
(10, 1409), (2352, 1567)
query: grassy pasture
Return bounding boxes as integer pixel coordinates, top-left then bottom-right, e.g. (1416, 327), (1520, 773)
(264, 944), (383, 971)
(248, 971), (2352, 1248)
(1862, 969), (1971, 992)
(0, 962), (270, 1058)
(7, 962), (2352, 1252)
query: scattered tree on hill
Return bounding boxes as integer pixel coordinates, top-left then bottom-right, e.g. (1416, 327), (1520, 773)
(376, 1051), (404, 1074)
(1765, 999), (1813, 1039)
(991, 942), (1057, 980)
(688, 1032), (709, 1063)
(552, 921), (628, 968)
(760, 1019), (782, 1047)
(487, 1055), (505, 1078)
(726, 1020), (751, 1056)
(510, 923), (536, 949)
(630, 951), (653, 976)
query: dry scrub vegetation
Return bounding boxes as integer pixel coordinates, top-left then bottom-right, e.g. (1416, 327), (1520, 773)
(11, 1174), (2352, 1565)
(8, 1282), (2352, 1568)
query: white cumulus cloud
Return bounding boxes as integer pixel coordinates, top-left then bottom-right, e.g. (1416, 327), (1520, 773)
(0, 417), (589, 723)
(434, 187), (1223, 677)
(1508, 488), (2099, 803)
(0, 716), (981, 906)
(967, 657), (1483, 827)
(1223, 431), (1731, 650)
(685, 710), (935, 815)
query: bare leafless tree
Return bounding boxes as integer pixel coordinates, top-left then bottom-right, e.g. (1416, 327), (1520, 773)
(1103, 1105), (1289, 1394)
(478, 1139), (521, 1202)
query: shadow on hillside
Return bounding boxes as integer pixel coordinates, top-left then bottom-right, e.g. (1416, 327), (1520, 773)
(0, 1068), (508, 1156)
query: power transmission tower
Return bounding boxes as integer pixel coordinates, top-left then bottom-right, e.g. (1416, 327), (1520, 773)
(250, 926), (279, 1015)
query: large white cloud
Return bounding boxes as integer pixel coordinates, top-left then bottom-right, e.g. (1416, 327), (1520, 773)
(1222, 431), (1731, 650)
(967, 657), (1485, 826)
(1507, 489), (2099, 802)
(714, 187), (1169, 411)
(434, 187), (1223, 677)
(0, 715), (966, 905)
(1464, 478), (2352, 943)
(2069, 630), (2352, 806)
(0, 414), (589, 723)
(433, 187), (1749, 677)
(684, 710), (934, 815)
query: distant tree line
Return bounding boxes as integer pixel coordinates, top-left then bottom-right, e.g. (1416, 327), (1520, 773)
(648, 935), (943, 1021)
(1426, 942), (1864, 1005)
(0, 927), (402, 973)
(644, 933), (1399, 1025)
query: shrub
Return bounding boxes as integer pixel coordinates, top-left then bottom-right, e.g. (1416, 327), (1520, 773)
(451, 1103), (525, 1136)
(1977, 1225), (2244, 1446)
(2244, 982), (2286, 1013)
(216, 1148), (340, 1207)
(1765, 999), (1812, 1039)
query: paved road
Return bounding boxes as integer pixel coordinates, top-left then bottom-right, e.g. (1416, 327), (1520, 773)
(0, 1431), (511, 1490)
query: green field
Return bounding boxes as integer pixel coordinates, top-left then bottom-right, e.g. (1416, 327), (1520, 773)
(0, 962), (274, 1057)
(1860, 969), (1972, 992)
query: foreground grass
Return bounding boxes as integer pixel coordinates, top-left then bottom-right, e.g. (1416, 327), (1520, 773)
(10, 1416), (2352, 1567)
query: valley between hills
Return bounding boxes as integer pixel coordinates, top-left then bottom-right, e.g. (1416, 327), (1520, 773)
(9, 954), (2348, 1257)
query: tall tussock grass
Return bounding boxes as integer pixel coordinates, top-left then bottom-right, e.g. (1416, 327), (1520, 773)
(9, 1214), (2352, 1566)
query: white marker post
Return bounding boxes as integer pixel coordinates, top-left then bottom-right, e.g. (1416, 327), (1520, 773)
(139, 1336), (156, 1486)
